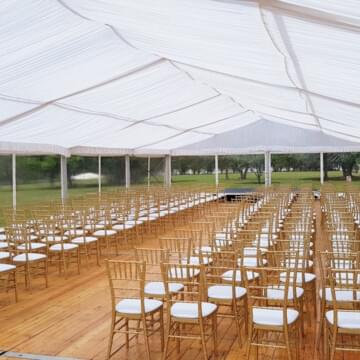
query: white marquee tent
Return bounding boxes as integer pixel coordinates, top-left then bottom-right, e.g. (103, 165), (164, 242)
(1, 0), (360, 156)
(1, 0), (360, 198)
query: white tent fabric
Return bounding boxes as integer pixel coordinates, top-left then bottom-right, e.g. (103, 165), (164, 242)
(0, 0), (360, 156)
(175, 119), (360, 155)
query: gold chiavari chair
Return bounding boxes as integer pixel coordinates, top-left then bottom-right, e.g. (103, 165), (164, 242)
(46, 217), (81, 278)
(245, 266), (302, 360)
(324, 268), (360, 360)
(134, 248), (184, 300)
(206, 251), (248, 347)
(161, 263), (217, 360)
(0, 262), (17, 303)
(8, 225), (48, 291)
(106, 260), (164, 360)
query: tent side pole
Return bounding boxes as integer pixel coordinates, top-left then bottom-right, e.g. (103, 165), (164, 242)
(215, 155), (219, 187)
(60, 155), (68, 202)
(125, 155), (131, 188)
(164, 155), (172, 187)
(12, 154), (16, 209)
(98, 155), (102, 194)
(320, 152), (324, 185)
(268, 152), (272, 186)
(147, 156), (151, 188)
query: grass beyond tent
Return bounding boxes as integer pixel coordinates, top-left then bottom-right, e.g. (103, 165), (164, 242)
(0, 170), (358, 212)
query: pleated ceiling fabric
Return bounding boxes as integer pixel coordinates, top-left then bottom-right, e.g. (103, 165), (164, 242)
(1, 0), (360, 156)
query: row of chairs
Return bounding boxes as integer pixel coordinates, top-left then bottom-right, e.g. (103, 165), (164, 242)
(319, 191), (360, 359)
(0, 186), (222, 300)
(105, 190), (316, 359)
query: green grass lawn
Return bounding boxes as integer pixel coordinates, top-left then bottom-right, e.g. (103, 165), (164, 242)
(0, 170), (358, 224)
(172, 171), (360, 190)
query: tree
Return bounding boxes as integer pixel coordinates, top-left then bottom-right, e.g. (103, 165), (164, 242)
(236, 156), (251, 180)
(327, 153), (359, 179)
(250, 155), (264, 184)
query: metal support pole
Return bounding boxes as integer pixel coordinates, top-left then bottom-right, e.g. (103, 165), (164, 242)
(125, 155), (130, 188)
(12, 154), (16, 209)
(60, 155), (68, 202)
(164, 155), (172, 187)
(98, 155), (102, 194)
(264, 151), (271, 187)
(147, 156), (151, 188)
(215, 155), (219, 187)
(320, 152), (324, 185)
(268, 152), (272, 186)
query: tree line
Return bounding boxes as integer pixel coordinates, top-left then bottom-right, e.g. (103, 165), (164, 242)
(0, 153), (359, 185)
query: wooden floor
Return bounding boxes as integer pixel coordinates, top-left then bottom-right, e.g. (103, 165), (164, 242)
(0, 201), (358, 360)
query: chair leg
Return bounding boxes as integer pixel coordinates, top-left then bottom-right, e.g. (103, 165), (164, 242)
(95, 241), (100, 266)
(13, 270), (18, 302)
(142, 316), (152, 360)
(77, 247), (81, 275)
(246, 324), (253, 360)
(199, 320), (208, 360)
(125, 319), (129, 349)
(162, 318), (171, 360)
(106, 315), (116, 360)
(44, 259), (49, 288)
(212, 314), (218, 358)
(160, 308), (164, 352)
(329, 327), (337, 360)
(234, 302), (243, 348)
(284, 327), (293, 360)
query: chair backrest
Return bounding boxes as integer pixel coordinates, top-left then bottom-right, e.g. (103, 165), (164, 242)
(161, 263), (205, 304)
(327, 267), (360, 319)
(106, 260), (146, 311)
(159, 236), (192, 262)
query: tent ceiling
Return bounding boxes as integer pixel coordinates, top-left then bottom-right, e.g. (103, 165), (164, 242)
(175, 119), (360, 155)
(0, 0), (360, 156)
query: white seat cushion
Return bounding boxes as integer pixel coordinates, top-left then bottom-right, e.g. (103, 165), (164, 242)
(253, 308), (299, 326)
(267, 286), (304, 300)
(0, 242), (8, 249)
(222, 270), (259, 282)
(320, 288), (360, 301)
(0, 234), (6, 241)
(71, 236), (98, 244)
(326, 310), (360, 329)
(0, 251), (11, 260)
(93, 229), (117, 237)
(17, 242), (47, 250)
(0, 263), (16, 272)
(50, 243), (78, 251)
(208, 285), (246, 300)
(115, 298), (162, 315)
(238, 257), (267, 267)
(171, 302), (217, 319)
(13, 253), (47, 262)
(144, 281), (184, 296)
